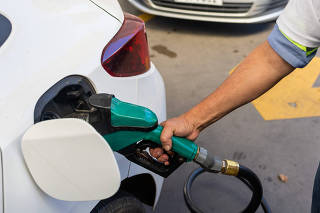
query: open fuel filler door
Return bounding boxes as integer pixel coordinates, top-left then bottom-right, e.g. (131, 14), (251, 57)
(21, 118), (121, 201)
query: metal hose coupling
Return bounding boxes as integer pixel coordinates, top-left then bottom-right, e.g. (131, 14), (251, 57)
(194, 147), (223, 172)
(221, 160), (240, 176)
(194, 147), (240, 176)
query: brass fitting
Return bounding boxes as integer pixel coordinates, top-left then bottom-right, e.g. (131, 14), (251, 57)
(221, 160), (239, 176)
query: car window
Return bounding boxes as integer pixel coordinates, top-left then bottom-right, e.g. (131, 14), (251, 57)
(0, 14), (12, 48)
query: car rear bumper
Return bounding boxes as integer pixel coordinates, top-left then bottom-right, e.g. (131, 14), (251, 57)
(129, 0), (286, 23)
(89, 62), (166, 207)
(125, 63), (166, 207)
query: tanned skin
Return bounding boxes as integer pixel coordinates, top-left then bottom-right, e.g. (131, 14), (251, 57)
(149, 41), (295, 165)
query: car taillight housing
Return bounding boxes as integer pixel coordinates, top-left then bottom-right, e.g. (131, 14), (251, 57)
(101, 13), (150, 77)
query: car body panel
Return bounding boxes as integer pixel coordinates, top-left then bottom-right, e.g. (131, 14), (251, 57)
(0, 151), (3, 213)
(90, 0), (125, 23)
(0, 0), (165, 212)
(0, 14), (11, 48)
(1, 66), (165, 213)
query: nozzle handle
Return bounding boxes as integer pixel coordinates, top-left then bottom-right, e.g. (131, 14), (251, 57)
(145, 126), (198, 162)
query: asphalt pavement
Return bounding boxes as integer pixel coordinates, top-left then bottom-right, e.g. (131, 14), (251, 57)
(119, 1), (320, 212)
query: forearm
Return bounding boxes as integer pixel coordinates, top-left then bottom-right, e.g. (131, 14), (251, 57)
(185, 41), (294, 131)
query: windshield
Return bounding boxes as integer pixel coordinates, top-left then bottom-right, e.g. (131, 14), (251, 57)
(0, 14), (11, 47)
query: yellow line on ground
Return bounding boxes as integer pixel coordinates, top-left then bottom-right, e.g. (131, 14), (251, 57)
(139, 13), (154, 22)
(229, 57), (320, 120)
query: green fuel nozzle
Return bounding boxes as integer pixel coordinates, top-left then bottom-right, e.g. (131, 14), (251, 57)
(84, 94), (266, 212)
(144, 125), (198, 161)
(87, 93), (222, 177)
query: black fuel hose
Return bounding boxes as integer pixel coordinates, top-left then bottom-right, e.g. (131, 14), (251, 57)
(184, 167), (206, 213)
(237, 176), (272, 213)
(237, 165), (263, 213)
(184, 166), (271, 213)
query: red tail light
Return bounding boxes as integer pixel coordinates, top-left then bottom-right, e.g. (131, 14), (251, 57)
(101, 13), (150, 77)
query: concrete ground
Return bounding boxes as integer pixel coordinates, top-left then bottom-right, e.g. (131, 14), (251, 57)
(120, 1), (320, 212)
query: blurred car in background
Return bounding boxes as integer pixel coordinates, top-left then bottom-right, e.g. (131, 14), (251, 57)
(128, 0), (288, 23)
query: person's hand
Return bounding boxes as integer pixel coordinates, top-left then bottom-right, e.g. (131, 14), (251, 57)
(149, 114), (200, 165)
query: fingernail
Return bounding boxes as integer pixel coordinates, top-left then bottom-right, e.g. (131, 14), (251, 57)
(164, 145), (170, 151)
(155, 151), (161, 157)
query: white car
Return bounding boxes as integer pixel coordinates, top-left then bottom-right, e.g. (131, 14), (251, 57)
(0, 0), (166, 212)
(128, 0), (288, 23)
